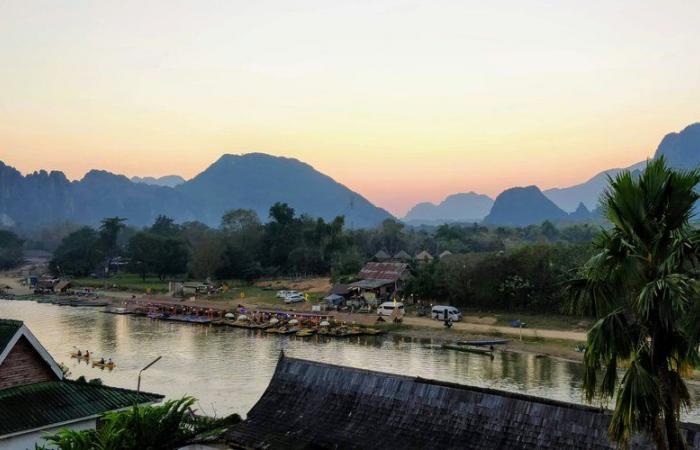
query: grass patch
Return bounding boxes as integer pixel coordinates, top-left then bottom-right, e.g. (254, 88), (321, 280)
(72, 274), (170, 293)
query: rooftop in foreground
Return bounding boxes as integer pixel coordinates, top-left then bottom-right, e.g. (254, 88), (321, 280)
(227, 355), (700, 450)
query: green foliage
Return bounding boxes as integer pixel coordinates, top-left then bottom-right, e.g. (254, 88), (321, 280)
(49, 227), (104, 276)
(128, 230), (188, 280)
(0, 229), (23, 270)
(40, 397), (238, 450)
(567, 158), (700, 449)
(99, 217), (127, 257)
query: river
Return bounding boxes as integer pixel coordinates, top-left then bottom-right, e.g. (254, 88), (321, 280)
(2, 299), (700, 421)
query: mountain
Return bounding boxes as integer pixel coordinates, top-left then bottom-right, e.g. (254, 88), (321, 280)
(545, 123), (700, 211)
(0, 153), (392, 230)
(653, 123), (700, 169)
(131, 175), (185, 188)
(484, 185), (568, 227)
(403, 192), (493, 224)
(543, 161), (646, 212)
(176, 153), (392, 228)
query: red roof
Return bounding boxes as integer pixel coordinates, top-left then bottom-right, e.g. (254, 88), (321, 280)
(358, 262), (409, 282)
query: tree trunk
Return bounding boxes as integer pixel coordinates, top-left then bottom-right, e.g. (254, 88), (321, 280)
(659, 369), (686, 450)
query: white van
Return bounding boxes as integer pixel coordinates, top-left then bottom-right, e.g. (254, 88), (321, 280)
(377, 301), (405, 317)
(284, 293), (305, 304)
(431, 305), (462, 321)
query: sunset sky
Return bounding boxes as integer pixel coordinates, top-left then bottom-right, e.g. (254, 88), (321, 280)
(1, 0), (699, 215)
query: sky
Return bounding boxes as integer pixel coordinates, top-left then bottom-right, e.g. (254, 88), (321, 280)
(1, 0), (699, 216)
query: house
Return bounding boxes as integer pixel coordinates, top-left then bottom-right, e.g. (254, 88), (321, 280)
(439, 250), (453, 259)
(0, 318), (162, 449)
(392, 250), (412, 261)
(348, 262), (411, 304)
(415, 250), (434, 263)
(226, 355), (700, 450)
(372, 250), (390, 261)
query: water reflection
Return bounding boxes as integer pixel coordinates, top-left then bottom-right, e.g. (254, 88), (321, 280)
(1, 300), (699, 422)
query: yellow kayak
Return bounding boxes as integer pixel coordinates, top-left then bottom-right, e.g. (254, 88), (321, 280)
(70, 352), (90, 360)
(92, 361), (116, 369)
(296, 328), (315, 337)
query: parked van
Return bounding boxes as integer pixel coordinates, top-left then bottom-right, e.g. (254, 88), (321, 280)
(431, 305), (462, 321)
(377, 301), (405, 317)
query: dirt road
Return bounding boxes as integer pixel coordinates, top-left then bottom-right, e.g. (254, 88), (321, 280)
(402, 316), (587, 342)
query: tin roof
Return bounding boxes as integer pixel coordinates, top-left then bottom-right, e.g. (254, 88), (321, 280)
(0, 380), (163, 437)
(358, 262), (409, 282)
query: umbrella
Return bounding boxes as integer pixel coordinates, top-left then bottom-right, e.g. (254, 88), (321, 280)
(237, 314), (248, 321)
(270, 317), (280, 325)
(225, 312), (235, 319)
(320, 320), (330, 327)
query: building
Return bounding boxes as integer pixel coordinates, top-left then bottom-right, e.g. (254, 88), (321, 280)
(439, 250), (453, 259)
(226, 355), (700, 450)
(348, 262), (410, 304)
(372, 249), (390, 261)
(415, 250), (434, 263)
(392, 250), (412, 261)
(0, 319), (162, 449)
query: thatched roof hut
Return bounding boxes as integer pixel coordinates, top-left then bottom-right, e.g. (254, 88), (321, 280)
(439, 250), (453, 259)
(415, 250), (434, 262)
(226, 355), (700, 450)
(392, 250), (411, 261)
(373, 250), (390, 261)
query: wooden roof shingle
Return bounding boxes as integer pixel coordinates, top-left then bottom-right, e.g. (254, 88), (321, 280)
(226, 355), (700, 450)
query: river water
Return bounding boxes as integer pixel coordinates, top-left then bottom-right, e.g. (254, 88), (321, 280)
(3, 299), (700, 421)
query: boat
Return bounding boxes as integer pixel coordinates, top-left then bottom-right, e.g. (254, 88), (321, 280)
(442, 344), (495, 355)
(92, 360), (116, 369)
(456, 339), (509, 346)
(164, 314), (212, 324)
(70, 352), (90, 360)
(104, 307), (130, 315)
(296, 328), (315, 337)
(362, 328), (385, 336)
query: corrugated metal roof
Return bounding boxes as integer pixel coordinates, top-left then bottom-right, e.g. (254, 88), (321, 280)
(226, 356), (700, 450)
(348, 279), (394, 289)
(0, 380), (163, 437)
(358, 262), (409, 282)
(0, 319), (22, 356)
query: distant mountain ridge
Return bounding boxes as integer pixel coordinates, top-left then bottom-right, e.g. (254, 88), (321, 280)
(403, 192), (493, 224)
(544, 123), (700, 211)
(131, 175), (185, 187)
(0, 153), (392, 230)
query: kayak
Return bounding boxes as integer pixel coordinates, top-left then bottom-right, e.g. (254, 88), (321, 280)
(456, 339), (509, 346)
(92, 361), (116, 369)
(296, 329), (315, 337)
(442, 344), (494, 355)
(70, 352), (90, 360)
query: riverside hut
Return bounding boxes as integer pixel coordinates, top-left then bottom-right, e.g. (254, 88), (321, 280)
(226, 355), (700, 450)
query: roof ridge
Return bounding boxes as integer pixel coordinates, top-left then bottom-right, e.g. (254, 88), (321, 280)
(280, 356), (611, 414)
(61, 379), (164, 399)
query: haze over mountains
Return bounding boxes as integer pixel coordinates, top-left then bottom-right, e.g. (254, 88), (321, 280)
(403, 193), (493, 225)
(1, 123), (698, 231)
(402, 123), (700, 225)
(0, 153), (391, 230)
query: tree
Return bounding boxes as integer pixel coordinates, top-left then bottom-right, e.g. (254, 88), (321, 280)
(128, 231), (188, 280)
(49, 227), (103, 276)
(150, 215), (180, 237)
(98, 217), (127, 256)
(0, 230), (23, 270)
(567, 158), (700, 449)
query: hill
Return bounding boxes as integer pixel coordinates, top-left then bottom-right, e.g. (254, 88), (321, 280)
(543, 161), (646, 212)
(131, 175), (185, 187)
(176, 153), (392, 228)
(653, 123), (700, 169)
(484, 185), (568, 227)
(403, 192), (493, 224)
(0, 153), (392, 230)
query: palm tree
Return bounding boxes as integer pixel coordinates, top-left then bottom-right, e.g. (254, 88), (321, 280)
(568, 157), (700, 449)
(99, 217), (127, 256)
